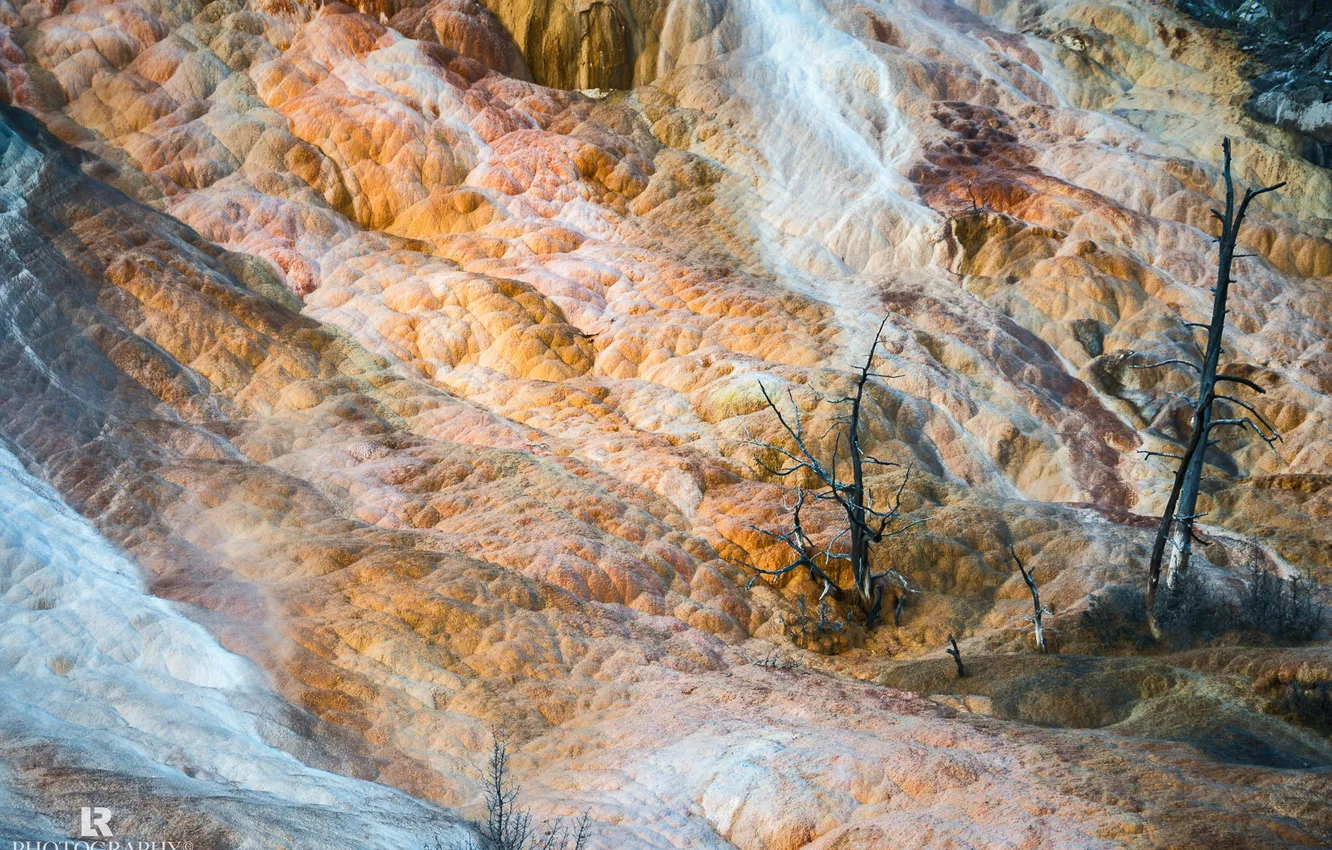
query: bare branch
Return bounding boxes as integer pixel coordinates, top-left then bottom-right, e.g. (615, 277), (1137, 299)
(737, 491), (846, 599)
(869, 467), (916, 536)
(1214, 373), (1266, 394)
(876, 517), (928, 539)
(1229, 177), (1285, 247)
(861, 454), (903, 468)
(1131, 358), (1202, 374)
(1137, 449), (1185, 461)
(1214, 394), (1281, 439)
(570, 812), (593, 850)
(1207, 416), (1281, 448)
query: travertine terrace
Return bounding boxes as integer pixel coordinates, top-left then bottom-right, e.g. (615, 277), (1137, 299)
(0, 0), (1329, 846)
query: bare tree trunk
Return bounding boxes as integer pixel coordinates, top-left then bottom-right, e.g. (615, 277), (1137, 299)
(1164, 414), (1209, 590)
(1164, 524), (1188, 590)
(946, 635), (966, 678)
(846, 324), (883, 625)
(1013, 547), (1050, 654)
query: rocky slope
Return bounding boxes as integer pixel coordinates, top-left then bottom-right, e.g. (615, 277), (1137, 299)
(1176, 0), (1332, 165)
(0, 0), (1329, 846)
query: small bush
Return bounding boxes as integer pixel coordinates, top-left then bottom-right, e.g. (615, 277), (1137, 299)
(1082, 568), (1325, 651)
(1081, 585), (1150, 649)
(784, 595), (853, 655)
(1240, 567), (1324, 642)
(1153, 567), (1235, 647)
(1081, 571), (1231, 650)
(1271, 681), (1332, 737)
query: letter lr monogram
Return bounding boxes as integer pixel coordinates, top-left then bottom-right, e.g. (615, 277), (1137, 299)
(80, 807), (112, 838)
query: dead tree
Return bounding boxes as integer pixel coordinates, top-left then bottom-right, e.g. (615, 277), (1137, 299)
(741, 317), (925, 630)
(563, 814), (592, 850)
(481, 734), (533, 850)
(478, 733), (591, 850)
(945, 635), (966, 678)
(1134, 139), (1284, 641)
(1012, 546), (1052, 654)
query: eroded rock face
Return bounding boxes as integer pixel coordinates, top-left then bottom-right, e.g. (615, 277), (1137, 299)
(514, 0), (640, 89)
(343, 0), (658, 89)
(0, 0), (1330, 846)
(1177, 0), (1332, 164)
